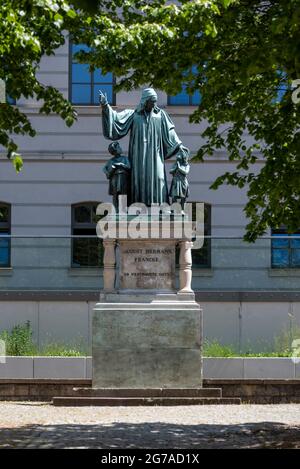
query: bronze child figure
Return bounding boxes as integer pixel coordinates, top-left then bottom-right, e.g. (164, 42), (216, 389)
(169, 146), (190, 212)
(103, 142), (131, 211)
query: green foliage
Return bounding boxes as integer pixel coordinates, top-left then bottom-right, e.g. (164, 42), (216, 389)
(0, 0), (79, 168)
(203, 339), (236, 357)
(0, 320), (36, 355)
(2, 1), (300, 239)
(38, 343), (86, 357)
(78, 0), (300, 241)
(203, 336), (300, 357)
(0, 321), (88, 356)
(274, 323), (300, 356)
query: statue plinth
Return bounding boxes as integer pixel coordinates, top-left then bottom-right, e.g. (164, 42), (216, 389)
(93, 219), (203, 389)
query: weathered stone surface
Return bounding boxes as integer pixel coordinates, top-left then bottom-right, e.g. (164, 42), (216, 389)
(93, 308), (201, 349)
(52, 396), (241, 406)
(244, 358), (295, 379)
(119, 239), (176, 291)
(203, 358), (244, 379)
(33, 357), (86, 379)
(72, 387), (221, 398)
(92, 346), (202, 389)
(92, 294), (202, 389)
(0, 357), (33, 379)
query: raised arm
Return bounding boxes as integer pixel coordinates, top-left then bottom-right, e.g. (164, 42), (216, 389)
(99, 90), (134, 140)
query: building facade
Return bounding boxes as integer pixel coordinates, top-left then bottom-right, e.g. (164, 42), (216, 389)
(0, 37), (300, 352)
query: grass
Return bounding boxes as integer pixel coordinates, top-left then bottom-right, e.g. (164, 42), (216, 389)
(0, 321), (88, 357)
(203, 338), (300, 358)
(1, 321), (300, 358)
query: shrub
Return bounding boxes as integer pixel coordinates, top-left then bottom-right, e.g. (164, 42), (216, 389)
(0, 321), (37, 356)
(0, 321), (88, 356)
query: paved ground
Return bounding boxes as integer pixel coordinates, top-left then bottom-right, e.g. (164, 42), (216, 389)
(0, 402), (300, 449)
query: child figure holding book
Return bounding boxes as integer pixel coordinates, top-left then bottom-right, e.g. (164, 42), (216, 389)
(103, 142), (131, 211)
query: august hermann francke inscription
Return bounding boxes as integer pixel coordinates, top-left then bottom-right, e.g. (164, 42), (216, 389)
(119, 243), (176, 290)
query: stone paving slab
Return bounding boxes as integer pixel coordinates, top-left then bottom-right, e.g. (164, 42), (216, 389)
(0, 402), (299, 448)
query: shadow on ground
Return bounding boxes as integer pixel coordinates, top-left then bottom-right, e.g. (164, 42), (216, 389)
(0, 421), (299, 449)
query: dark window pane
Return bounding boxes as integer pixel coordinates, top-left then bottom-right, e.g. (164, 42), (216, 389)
(71, 42), (114, 106)
(74, 205), (91, 223)
(72, 84), (91, 104)
(93, 84), (113, 104)
(72, 63), (91, 83)
(271, 234), (289, 248)
(94, 69), (113, 83)
(72, 230), (103, 267)
(291, 236), (300, 248)
(291, 249), (300, 267)
(72, 204), (103, 267)
(91, 204), (103, 224)
(169, 85), (190, 105)
(192, 239), (211, 267)
(6, 95), (16, 105)
(0, 237), (9, 267)
(191, 90), (201, 105)
(272, 249), (289, 268)
(175, 239), (210, 268)
(0, 206), (9, 223)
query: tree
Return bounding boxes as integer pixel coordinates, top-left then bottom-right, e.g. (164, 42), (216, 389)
(75, 0), (300, 240)
(0, 0), (88, 171)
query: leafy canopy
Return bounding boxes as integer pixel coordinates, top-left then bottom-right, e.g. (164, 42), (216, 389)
(0, 0), (83, 171)
(1, 0), (300, 240)
(76, 0), (300, 241)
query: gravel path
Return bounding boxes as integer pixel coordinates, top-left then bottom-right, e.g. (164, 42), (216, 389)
(0, 402), (300, 448)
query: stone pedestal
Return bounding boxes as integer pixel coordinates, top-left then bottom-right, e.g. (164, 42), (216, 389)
(53, 219), (242, 405)
(93, 219), (202, 389)
(93, 293), (202, 388)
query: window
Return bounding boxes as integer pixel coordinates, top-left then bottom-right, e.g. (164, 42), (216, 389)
(71, 203), (104, 267)
(6, 95), (16, 105)
(192, 203), (211, 268)
(0, 203), (11, 267)
(0, 79), (16, 104)
(176, 203), (211, 268)
(271, 228), (300, 268)
(168, 66), (201, 105)
(70, 42), (115, 105)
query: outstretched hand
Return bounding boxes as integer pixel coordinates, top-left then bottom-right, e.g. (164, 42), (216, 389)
(176, 145), (189, 163)
(99, 90), (108, 106)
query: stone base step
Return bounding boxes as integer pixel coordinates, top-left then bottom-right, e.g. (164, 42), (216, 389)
(52, 396), (241, 406)
(72, 387), (222, 398)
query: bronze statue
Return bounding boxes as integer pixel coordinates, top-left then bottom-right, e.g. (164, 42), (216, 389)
(169, 146), (190, 212)
(99, 88), (190, 206)
(103, 142), (131, 211)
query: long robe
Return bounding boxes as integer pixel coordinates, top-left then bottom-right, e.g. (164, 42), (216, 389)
(101, 104), (182, 205)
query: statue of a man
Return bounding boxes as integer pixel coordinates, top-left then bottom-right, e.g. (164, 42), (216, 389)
(99, 88), (188, 206)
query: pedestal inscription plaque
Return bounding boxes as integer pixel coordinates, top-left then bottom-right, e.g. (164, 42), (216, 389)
(119, 240), (176, 290)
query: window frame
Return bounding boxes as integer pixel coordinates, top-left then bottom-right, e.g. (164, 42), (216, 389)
(71, 202), (103, 268)
(191, 202), (211, 269)
(271, 228), (300, 269)
(168, 66), (201, 106)
(168, 90), (201, 106)
(69, 40), (116, 106)
(175, 202), (211, 269)
(0, 202), (11, 268)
